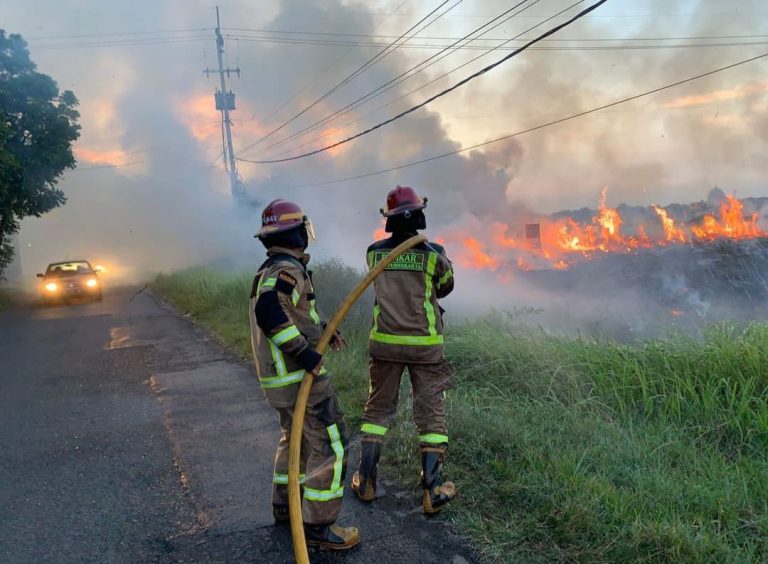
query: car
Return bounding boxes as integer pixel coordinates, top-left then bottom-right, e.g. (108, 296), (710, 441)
(37, 260), (103, 305)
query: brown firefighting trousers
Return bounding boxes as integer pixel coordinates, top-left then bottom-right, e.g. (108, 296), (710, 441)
(360, 359), (453, 448)
(272, 385), (349, 525)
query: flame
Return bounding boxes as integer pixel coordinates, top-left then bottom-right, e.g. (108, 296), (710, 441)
(437, 189), (768, 274)
(458, 238), (500, 270)
(652, 205), (687, 243)
(691, 195), (763, 240)
(373, 219), (387, 241)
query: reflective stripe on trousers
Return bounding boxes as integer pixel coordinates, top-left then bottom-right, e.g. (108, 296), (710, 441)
(303, 423), (345, 501)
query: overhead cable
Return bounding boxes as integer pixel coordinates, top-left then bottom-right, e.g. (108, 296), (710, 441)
(224, 34), (767, 51)
(250, 0), (410, 131)
(236, 0), (461, 155)
(273, 52), (768, 189)
(238, 0), (546, 160)
(238, 0), (610, 164)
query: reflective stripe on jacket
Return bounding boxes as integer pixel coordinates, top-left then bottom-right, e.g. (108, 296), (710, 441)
(248, 247), (325, 408)
(367, 235), (454, 364)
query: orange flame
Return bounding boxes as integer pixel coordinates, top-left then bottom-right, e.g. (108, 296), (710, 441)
(691, 195), (763, 240)
(436, 189), (768, 274)
(652, 205), (687, 243)
(373, 219), (387, 241)
(458, 238), (500, 270)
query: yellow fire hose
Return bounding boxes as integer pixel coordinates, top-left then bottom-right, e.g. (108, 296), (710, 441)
(288, 234), (427, 563)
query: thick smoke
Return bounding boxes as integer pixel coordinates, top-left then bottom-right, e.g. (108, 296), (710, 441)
(5, 0), (767, 334)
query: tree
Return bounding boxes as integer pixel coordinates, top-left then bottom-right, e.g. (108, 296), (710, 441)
(0, 30), (80, 275)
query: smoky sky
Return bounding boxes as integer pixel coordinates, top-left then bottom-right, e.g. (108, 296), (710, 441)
(3, 0), (767, 281)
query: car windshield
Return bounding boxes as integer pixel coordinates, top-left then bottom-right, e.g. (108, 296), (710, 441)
(46, 262), (94, 277)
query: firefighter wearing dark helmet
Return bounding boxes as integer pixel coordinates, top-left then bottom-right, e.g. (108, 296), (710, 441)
(249, 199), (360, 550)
(352, 186), (457, 514)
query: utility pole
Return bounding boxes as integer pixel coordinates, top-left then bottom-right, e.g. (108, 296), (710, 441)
(204, 7), (243, 200)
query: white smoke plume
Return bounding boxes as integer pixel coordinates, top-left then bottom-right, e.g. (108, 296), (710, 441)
(4, 0), (767, 332)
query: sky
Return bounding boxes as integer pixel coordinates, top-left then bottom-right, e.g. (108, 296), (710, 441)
(3, 0), (767, 282)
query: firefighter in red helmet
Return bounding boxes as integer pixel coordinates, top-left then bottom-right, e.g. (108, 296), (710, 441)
(352, 186), (457, 514)
(249, 199), (360, 550)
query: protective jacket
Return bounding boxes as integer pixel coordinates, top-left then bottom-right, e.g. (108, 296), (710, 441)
(249, 246), (326, 408)
(367, 233), (454, 364)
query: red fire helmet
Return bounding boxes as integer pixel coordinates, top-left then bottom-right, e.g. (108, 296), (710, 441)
(255, 199), (314, 238)
(380, 185), (428, 217)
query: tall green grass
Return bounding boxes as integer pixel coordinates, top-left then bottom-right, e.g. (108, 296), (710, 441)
(153, 264), (768, 563)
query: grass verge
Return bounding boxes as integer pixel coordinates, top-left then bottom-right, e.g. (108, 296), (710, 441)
(153, 265), (768, 563)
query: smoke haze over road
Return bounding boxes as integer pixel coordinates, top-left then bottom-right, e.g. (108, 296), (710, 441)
(4, 0), (766, 313)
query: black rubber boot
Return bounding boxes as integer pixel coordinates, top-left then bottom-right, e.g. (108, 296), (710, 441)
(272, 504), (290, 524)
(352, 440), (382, 502)
(420, 450), (457, 514)
(304, 523), (361, 550)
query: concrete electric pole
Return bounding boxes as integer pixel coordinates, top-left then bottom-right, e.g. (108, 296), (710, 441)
(204, 7), (243, 200)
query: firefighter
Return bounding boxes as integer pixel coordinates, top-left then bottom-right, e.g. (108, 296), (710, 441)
(351, 186), (457, 514)
(249, 199), (360, 550)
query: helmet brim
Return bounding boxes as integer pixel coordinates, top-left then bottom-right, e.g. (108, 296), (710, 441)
(380, 202), (427, 218)
(254, 220), (305, 238)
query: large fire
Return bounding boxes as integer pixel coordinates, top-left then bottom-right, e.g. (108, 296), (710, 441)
(441, 189), (768, 272)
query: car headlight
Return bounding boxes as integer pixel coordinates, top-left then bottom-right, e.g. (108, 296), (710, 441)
(86, 278), (99, 288)
(44, 282), (58, 292)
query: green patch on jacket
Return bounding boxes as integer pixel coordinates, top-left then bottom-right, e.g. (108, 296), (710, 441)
(373, 251), (425, 272)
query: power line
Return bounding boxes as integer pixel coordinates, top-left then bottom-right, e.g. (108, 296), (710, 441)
(237, 0), (462, 156)
(222, 32), (768, 50)
(249, 0), (410, 132)
(29, 36), (210, 50)
(27, 24), (766, 51)
(238, 0), (547, 160)
(222, 28), (768, 42)
(247, 0), (762, 162)
(27, 24), (768, 44)
(70, 160), (150, 172)
(70, 159), (221, 173)
(69, 142), (221, 172)
(225, 36), (767, 51)
(275, 52), (768, 190)
(25, 28), (210, 40)
(259, 35), (758, 161)
(29, 33), (766, 52)
(238, 0), (610, 164)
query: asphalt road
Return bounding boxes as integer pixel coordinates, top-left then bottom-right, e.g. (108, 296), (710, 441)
(0, 287), (477, 563)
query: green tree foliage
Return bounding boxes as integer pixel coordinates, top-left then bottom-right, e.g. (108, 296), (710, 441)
(0, 30), (80, 275)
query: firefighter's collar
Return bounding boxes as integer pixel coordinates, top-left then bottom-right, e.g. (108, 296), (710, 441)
(267, 246), (310, 265)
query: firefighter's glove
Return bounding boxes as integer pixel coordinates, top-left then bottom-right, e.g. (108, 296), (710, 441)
(329, 330), (347, 352)
(297, 347), (323, 375)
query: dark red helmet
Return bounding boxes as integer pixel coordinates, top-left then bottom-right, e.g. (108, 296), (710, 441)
(380, 185), (427, 217)
(255, 199), (313, 238)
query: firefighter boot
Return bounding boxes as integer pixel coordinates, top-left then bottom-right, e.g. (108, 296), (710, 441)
(272, 504), (290, 524)
(352, 440), (381, 502)
(304, 523), (361, 551)
(421, 450), (457, 514)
